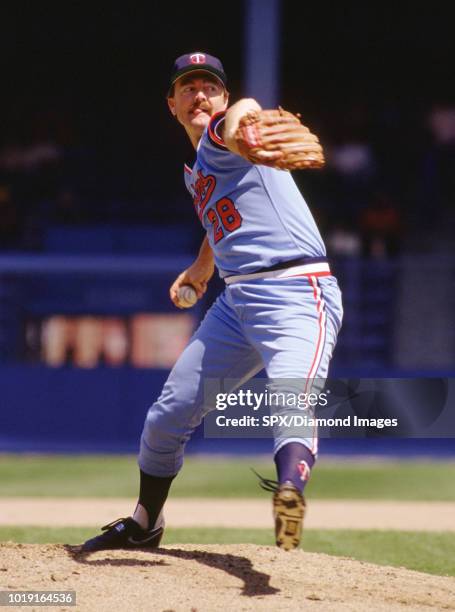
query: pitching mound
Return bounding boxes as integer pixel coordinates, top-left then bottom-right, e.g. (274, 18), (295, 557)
(1, 543), (454, 611)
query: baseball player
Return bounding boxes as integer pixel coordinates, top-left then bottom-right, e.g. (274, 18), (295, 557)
(81, 52), (342, 553)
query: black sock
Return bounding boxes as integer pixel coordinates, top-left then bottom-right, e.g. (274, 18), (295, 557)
(274, 442), (315, 493)
(138, 469), (176, 529)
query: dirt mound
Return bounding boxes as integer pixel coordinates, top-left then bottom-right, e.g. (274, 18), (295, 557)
(1, 543), (454, 611)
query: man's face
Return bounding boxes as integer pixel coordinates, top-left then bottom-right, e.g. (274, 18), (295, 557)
(167, 72), (228, 135)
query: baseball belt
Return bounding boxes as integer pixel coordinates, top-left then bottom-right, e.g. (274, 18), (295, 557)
(224, 256), (331, 285)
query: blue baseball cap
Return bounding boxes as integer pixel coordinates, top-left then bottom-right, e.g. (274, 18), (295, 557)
(168, 52), (227, 95)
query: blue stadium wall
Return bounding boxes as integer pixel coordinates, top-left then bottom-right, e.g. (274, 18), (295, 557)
(1, 254), (454, 457)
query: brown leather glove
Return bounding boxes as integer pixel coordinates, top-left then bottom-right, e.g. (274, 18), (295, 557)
(235, 107), (325, 170)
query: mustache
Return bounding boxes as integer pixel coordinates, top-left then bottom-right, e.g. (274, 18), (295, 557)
(190, 103), (211, 113)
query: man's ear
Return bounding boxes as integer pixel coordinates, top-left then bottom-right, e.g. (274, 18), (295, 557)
(167, 97), (177, 116)
(224, 90), (230, 105)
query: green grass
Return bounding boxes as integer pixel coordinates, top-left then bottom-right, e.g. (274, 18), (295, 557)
(0, 454), (454, 500)
(1, 526), (454, 577)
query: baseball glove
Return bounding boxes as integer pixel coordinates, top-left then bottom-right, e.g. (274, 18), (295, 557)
(234, 107), (325, 170)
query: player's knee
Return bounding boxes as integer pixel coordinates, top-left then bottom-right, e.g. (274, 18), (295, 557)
(142, 402), (190, 450)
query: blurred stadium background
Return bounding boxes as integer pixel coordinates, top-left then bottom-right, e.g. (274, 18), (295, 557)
(0, 2), (454, 457)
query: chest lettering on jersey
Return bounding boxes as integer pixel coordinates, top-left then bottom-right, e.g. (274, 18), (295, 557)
(192, 170), (216, 220)
(191, 169), (243, 244)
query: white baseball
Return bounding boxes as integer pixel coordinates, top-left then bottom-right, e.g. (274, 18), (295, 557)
(177, 284), (198, 308)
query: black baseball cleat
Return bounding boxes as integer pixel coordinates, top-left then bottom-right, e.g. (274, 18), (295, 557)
(80, 515), (164, 553)
(253, 470), (306, 551)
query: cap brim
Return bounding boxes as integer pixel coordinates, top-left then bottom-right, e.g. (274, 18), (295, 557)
(168, 66), (227, 96)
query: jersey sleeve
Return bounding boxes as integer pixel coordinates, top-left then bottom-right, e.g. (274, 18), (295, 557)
(183, 163), (193, 194)
(207, 111), (228, 150)
(198, 111), (251, 170)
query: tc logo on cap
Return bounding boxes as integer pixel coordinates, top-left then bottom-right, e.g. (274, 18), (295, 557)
(190, 53), (206, 64)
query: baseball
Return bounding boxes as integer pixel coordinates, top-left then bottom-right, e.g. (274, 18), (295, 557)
(177, 284), (198, 308)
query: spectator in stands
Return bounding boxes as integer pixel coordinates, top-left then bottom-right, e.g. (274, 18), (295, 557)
(325, 140), (378, 231)
(359, 192), (401, 258)
(424, 105), (455, 220)
(326, 222), (361, 257)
